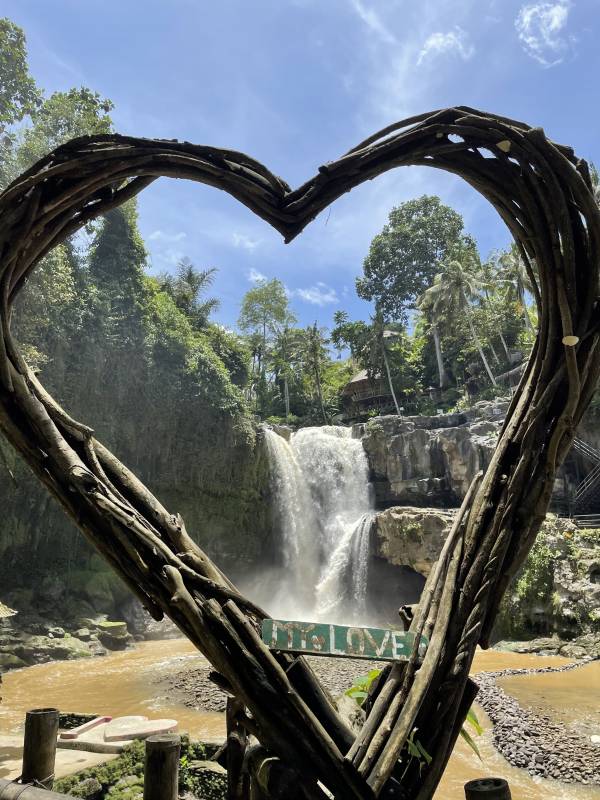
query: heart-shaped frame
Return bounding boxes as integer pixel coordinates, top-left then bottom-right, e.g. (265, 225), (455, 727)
(1, 107), (599, 799)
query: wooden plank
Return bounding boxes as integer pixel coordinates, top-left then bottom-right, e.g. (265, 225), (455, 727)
(261, 619), (428, 662)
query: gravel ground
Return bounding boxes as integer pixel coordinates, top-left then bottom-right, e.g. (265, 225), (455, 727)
(473, 663), (600, 786)
(162, 656), (599, 787)
(162, 655), (380, 712)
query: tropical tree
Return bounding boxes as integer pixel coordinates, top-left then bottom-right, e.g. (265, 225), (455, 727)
(356, 195), (477, 324)
(300, 323), (331, 424)
(371, 309), (402, 414)
(332, 310), (412, 414)
(160, 259), (219, 329)
(494, 244), (536, 334)
(238, 278), (296, 413)
(0, 18), (42, 131)
(13, 87), (113, 173)
(420, 258), (497, 387)
(415, 290), (450, 389)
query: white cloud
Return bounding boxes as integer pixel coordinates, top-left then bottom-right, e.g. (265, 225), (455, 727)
(148, 229), (186, 243)
(247, 268), (267, 283)
(417, 27), (475, 66)
(292, 282), (339, 306)
(515, 1), (573, 66)
(232, 232), (262, 251)
(350, 0), (396, 45)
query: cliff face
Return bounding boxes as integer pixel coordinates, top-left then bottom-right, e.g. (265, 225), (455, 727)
(356, 401), (507, 508)
(370, 505), (600, 642)
(0, 420), (272, 622)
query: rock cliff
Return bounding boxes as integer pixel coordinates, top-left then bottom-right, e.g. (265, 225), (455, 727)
(356, 401), (507, 508)
(371, 504), (599, 646)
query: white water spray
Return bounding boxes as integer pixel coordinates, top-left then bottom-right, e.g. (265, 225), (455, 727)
(259, 426), (374, 624)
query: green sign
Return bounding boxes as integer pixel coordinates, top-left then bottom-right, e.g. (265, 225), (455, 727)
(261, 619), (428, 662)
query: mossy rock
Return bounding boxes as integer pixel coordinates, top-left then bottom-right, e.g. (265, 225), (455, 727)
(65, 777), (102, 799)
(0, 652), (27, 670)
(182, 760), (227, 800)
(97, 621), (128, 634)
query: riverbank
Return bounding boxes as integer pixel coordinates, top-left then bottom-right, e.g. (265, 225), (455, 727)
(2, 640), (599, 799)
(162, 645), (600, 790)
(475, 662), (600, 785)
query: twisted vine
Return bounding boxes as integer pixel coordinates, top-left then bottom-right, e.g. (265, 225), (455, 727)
(0, 107), (598, 798)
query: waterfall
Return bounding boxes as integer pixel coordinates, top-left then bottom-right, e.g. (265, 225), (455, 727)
(259, 426), (375, 625)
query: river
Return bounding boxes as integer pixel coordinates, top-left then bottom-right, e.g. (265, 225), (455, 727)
(1, 640), (598, 799)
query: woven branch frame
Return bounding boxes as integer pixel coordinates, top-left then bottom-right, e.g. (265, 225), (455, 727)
(1, 107), (599, 799)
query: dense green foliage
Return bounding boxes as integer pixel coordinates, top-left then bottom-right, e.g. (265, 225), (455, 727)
(0, 18), (41, 130)
(496, 520), (600, 639)
(55, 737), (225, 800)
(0, 19), (270, 612)
(356, 196), (476, 323)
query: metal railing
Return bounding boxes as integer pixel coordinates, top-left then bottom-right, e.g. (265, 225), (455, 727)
(574, 514), (600, 528)
(572, 437), (600, 463)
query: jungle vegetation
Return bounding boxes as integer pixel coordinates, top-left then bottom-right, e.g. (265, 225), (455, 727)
(2, 15), (595, 434)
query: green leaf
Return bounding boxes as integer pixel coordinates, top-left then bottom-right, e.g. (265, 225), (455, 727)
(459, 726), (482, 760)
(466, 707), (484, 736)
(416, 740), (432, 765)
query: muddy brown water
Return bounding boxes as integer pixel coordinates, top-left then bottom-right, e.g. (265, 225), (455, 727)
(0, 640), (598, 799)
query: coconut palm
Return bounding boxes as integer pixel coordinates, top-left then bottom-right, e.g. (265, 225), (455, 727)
(420, 258), (497, 387)
(371, 308), (402, 415)
(416, 290), (450, 389)
(495, 244), (536, 334)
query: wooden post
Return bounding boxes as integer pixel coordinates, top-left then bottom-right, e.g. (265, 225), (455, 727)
(226, 698), (247, 800)
(21, 708), (59, 789)
(464, 777), (512, 799)
(143, 734), (180, 800)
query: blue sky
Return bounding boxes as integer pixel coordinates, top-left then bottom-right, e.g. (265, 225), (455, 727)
(4, 0), (600, 330)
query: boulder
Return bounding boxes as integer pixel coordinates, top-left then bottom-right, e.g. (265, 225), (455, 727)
(96, 621), (132, 651)
(0, 652), (27, 670)
(12, 634), (91, 665)
(373, 507), (454, 577)
(185, 760), (227, 800)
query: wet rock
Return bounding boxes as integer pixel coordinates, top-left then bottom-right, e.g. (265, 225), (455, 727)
(495, 632), (600, 661)
(0, 652), (27, 670)
(12, 635), (92, 665)
(96, 621), (132, 651)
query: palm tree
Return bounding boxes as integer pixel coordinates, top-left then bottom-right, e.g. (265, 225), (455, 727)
(496, 245), (536, 334)
(371, 309), (402, 415)
(420, 258), (497, 387)
(416, 290), (450, 389)
(160, 258), (220, 328)
(301, 323), (330, 424)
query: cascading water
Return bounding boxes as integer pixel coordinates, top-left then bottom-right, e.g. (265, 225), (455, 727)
(257, 425), (375, 625)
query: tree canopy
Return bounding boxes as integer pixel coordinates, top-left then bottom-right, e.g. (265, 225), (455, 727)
(356, 195), (476, 324)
